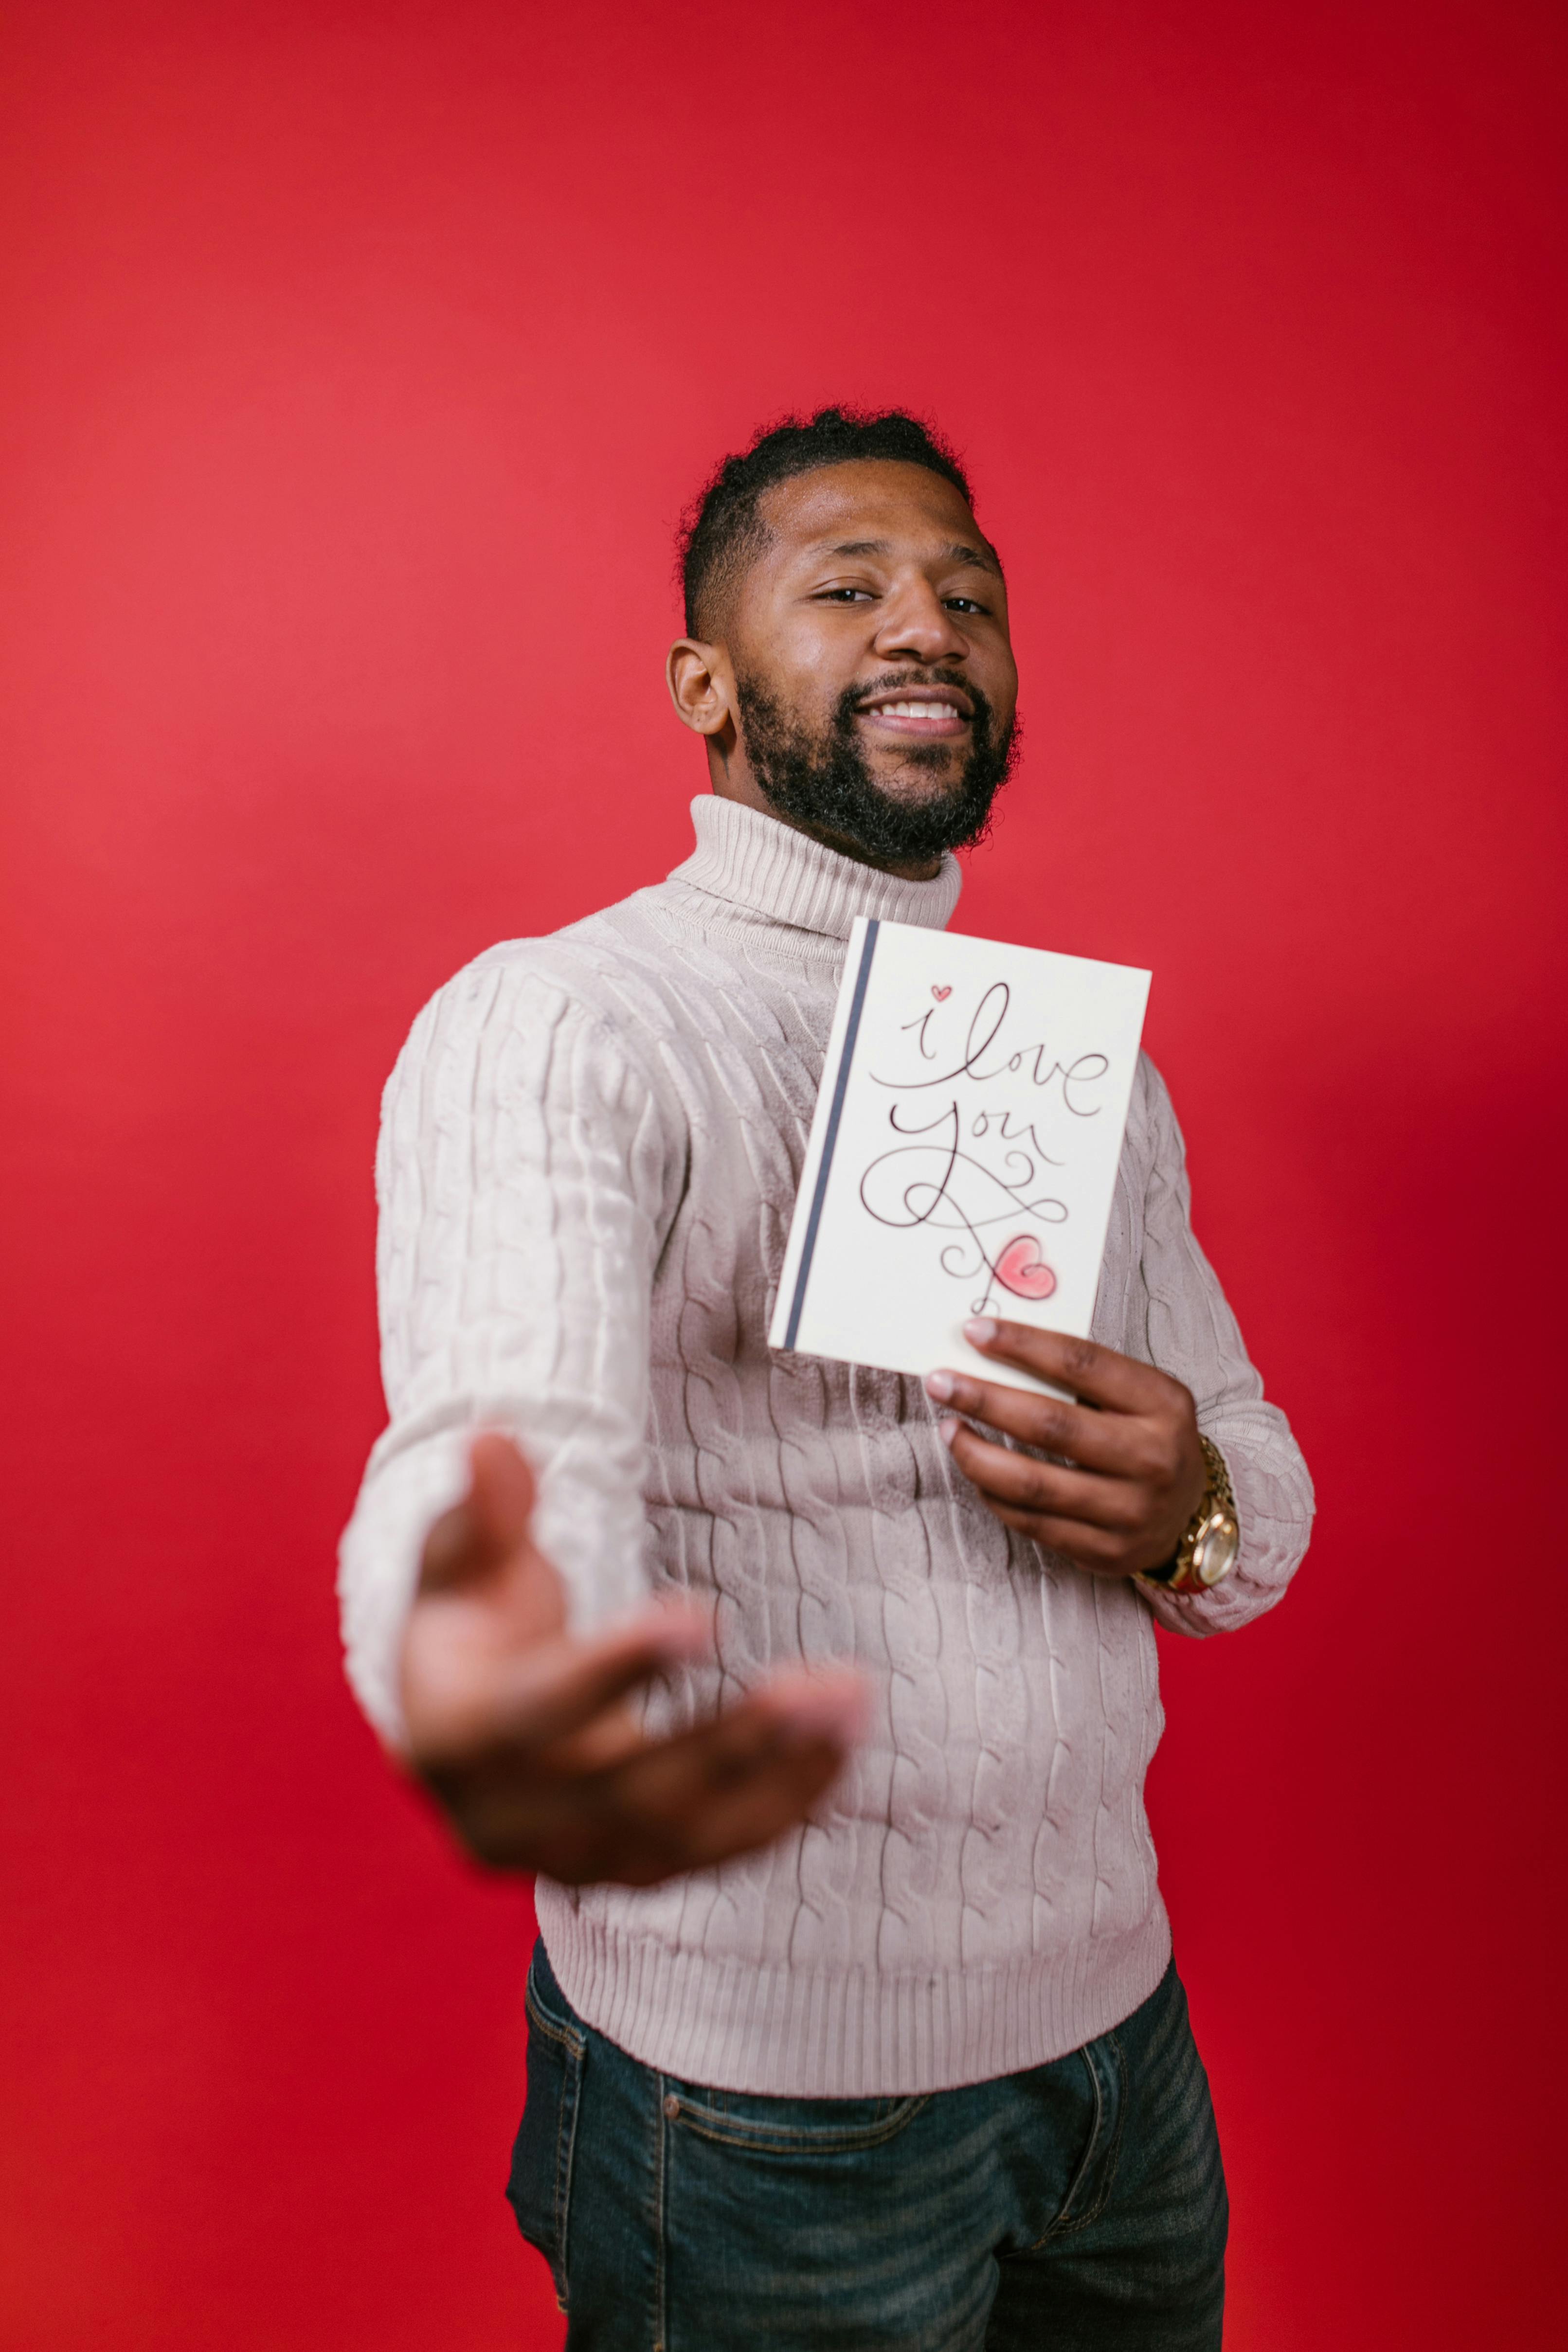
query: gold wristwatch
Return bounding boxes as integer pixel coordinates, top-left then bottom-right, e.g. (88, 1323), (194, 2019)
(1137, 1436), (1240, 1596)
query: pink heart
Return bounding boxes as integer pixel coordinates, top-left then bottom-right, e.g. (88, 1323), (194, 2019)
(931, 984), (951, 1001)
(993, 1234), (1057, 1301)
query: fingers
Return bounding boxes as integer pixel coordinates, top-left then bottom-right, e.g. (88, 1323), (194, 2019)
(982, 1502), (1129, 1570)
(936, 1406), (1203, 1575)
(626, 1743), (847, 1882)
(418, 1666), (867, 1883)
(957, 1318), (1178, 1414)
(938, 1419), (1144, 1532)
(923, 1367), (1153, 1477)
(452, 1731), (848, 1885)
(928, 1327), (1206, 1579)
(599, 1670), (867, 1869)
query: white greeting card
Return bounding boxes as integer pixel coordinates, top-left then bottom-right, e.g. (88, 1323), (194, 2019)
(770, 918), (1151, 1394)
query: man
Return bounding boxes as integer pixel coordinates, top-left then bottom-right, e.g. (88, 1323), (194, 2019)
(340, 408), (1314, 2349)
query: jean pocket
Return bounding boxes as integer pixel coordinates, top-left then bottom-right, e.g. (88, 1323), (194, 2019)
(506, 1957), (586, 2309)
(667, 2085), (930, 2156)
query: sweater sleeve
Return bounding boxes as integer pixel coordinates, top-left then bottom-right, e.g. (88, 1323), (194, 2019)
(1132, 1058), (1316, 1639)
(337, 952), (677, 1748)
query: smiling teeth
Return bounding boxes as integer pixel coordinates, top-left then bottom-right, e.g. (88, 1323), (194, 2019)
(879, 700), (958, 719)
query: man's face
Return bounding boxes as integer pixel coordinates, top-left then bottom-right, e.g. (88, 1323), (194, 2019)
(706, 461), (1021, 872)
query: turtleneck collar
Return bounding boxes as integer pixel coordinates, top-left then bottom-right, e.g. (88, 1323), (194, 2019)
(669, 795), (963, 942)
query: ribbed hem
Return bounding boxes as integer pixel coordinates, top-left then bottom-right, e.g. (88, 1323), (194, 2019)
(670, 795), (963, 942)
(534, 1883), (1173, 2097)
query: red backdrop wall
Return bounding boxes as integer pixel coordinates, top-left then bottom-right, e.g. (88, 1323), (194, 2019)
(3, 3), (1565, 2344)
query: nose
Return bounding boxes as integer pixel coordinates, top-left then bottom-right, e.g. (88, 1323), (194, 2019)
(871, 576), (968, 666)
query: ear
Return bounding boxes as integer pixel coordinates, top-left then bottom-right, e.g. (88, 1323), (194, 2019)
(667, 638), (737, 737)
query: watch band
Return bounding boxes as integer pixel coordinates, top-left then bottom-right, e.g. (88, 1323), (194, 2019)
(1137, 1435), (1240, 1596)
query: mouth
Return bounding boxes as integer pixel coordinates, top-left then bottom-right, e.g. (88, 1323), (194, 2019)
(855, 684), (973, 740)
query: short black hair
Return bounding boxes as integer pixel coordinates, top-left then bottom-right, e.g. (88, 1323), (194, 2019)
(678, 406), (977, 638)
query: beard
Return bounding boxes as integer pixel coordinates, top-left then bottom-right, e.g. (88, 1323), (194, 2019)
(733, 665), (1018, 867)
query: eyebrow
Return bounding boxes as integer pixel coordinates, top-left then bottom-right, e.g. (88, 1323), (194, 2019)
(945, 540), (1003, 575)
(813, 537), (1003, 576)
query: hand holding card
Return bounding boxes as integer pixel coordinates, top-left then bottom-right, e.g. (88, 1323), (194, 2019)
(770, 918), (1152, 1394)
(926, 1319), (1208, 1578)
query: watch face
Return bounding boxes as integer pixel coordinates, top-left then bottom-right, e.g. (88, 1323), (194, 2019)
(1192, 1512), (1240, 1588)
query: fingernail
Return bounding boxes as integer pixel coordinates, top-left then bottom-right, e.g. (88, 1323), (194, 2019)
(925, 1369), (955, 1402)
(939, 1415), (959, 1447)
(965, 1317), (998, 1345)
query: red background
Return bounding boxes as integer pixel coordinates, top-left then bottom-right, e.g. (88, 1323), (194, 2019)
(3, 3), (1565, 2344)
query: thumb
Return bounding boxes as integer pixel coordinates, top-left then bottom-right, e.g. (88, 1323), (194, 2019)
(417, 1430), (538, 1595)
(468, 1430), (538, 1553)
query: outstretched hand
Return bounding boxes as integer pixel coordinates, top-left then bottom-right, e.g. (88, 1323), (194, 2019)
(926, 1318), (1207, 1579)
(398, 1434), (866, 1885)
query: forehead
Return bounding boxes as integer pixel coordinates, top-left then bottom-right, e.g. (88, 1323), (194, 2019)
(756, 459), (994, 566)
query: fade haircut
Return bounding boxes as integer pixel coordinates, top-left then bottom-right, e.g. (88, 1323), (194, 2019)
(678, 406), (977, 639)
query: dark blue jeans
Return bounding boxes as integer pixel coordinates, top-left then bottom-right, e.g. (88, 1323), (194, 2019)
(508, 1941), (1226, 2350)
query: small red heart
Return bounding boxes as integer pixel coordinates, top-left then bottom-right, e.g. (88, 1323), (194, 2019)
(932, 984), (952, 1001)
(994, 1234), (1057, 1301)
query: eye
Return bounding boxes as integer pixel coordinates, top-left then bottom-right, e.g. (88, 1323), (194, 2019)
(944, 595), (987, 614)
(815, 585), (875, 603)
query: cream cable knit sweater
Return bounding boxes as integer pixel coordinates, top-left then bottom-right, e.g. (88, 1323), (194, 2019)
(339, 796), (1314, 2097)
